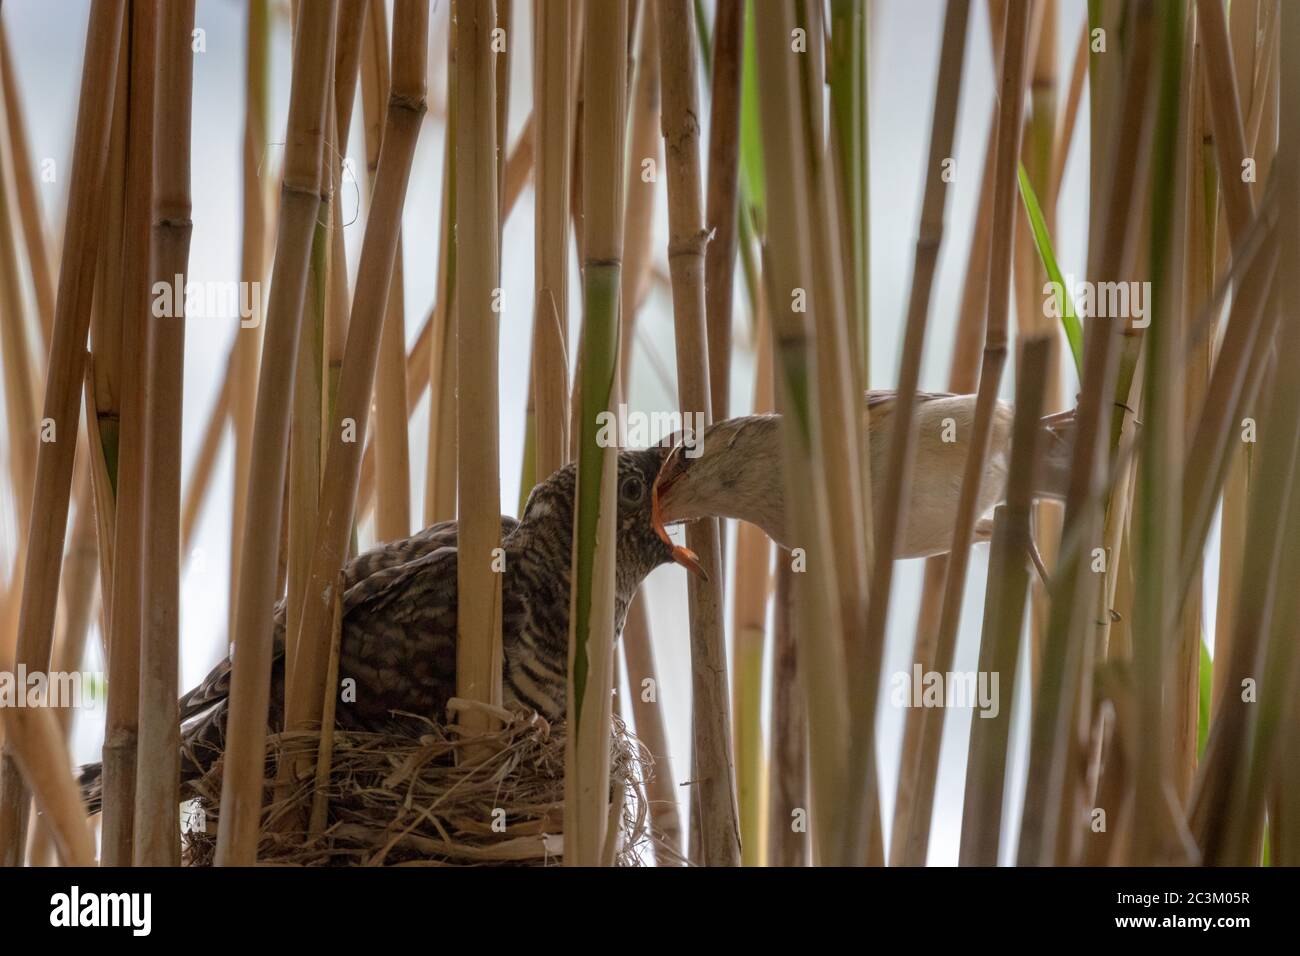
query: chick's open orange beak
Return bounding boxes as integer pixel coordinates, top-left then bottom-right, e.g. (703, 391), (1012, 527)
(651, 447), (708, 581)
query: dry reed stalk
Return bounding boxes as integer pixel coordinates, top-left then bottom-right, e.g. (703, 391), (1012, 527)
(354, 96), (532, 520)
(373, 237), (411, 539)
(1244, 453), (1300, 861)
(503, 111), (534, 213)
(427, 224), (459, 521)
(280, 0), (428, 789)
(25, 465), (101, 865)
(1048, 21), (1088, 209)
(1190, 308), (1295, 864)
(1242, 13), (1284, 853)
(326, 10), (361, 340)
(892, 0), (994, 832)
(893, 81), (1000, 858)
(308, 574), (346, 838)
(1019, 0), (1061, 707)
(1228, 0), (1264, 143)
(1264, 164), (1300, 863)
(1212, 0), (1273, 718)
(1, 704), (96, 866)
(214, 0), (338, 866)
(828, 0), (870, 382)
(1242, 5), (1277, 173)
(333, 0), (368, 139)
(703, 0), (742, 421)
(98, 0), (158, 867)
(1079, 224), (1150, 839)
(1089, 265), (1176, 854)
(531, 0), (574, 484)
(180, 363), (232, 550)
(691, 21), (770, 851)
(358, 305), (428, 515)
(766, 558), (805, 866)
(865, 0), (970, 867)
(566, 0), (586, 256)
(0, 59), (41, 753)
(423, 35), (458, 526)
(1170, 9), (1216, 780)
(362, 290), (475, 517)
(731, 290), (773, 866)
(0, 82), (39, 547)
(495, 0), (512, 217)
(284, 90), (333, 699)
(896, 0), (1027, 866)
(133, 0), (196, 866)
(616, 2), (659, 387)
(81, 373), (118, 633)
(362, 0), (412, 543)
(0, 22), (55, 341)
(1189, 0), (1299, 864)
(754, 0), (851, 865)
(1195, 0), (1253, 247)
(564, 0), (624, 867)
(790, 0), (878, 864)
(323, 1), (367, 427)
(332, 0), (369, 130)
(613, 2), (681, 864)
(64, 29), (123, 714)
(1081, 492), (1138, 865)
(446, 0), (502, 750)
(1177, 230), (1277, 606)
(1207, 0), (1255, 718)
(618, 594), (682, 860)
(1168, 27), (1213, 804)
(562, 3), (588, 465)
(87, 15), (128, 502)
(729, 536), (769, 861)
(658, 0), (740, 867)
(958, 335), (1051, 865)
(1017, 0), (1158, 866)
(1079, 400), (1139, 855)
(230, 0), (271, 630)
(0, 0), (125, 868)
(288, 6), (336, 695)
(1086, 0), (1124, 259)
(1212, 447), (1247, 713)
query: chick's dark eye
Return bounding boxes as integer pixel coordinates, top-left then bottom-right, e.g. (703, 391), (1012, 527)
(619, 473), (646, 505)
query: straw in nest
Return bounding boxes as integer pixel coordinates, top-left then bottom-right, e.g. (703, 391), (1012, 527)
(181, 700), (667, 866)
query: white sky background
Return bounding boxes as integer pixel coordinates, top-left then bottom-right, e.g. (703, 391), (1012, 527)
(0, 0), (1223, 865)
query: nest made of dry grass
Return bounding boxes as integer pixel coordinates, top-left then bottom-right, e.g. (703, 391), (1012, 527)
(182, 700), (660, 866)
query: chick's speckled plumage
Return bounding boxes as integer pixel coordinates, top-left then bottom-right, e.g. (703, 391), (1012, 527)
(80, 449), (673, 810)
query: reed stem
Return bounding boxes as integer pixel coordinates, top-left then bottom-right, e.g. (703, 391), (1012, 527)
(215, 0), (338, 866)
(134, 0), (196, 865)
(0, 0), (125, 868)
(658, 0), (740, 867)
(565, 0), (626, 867)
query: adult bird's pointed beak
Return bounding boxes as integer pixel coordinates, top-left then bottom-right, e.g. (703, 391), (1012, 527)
(652, 445), (708, 580)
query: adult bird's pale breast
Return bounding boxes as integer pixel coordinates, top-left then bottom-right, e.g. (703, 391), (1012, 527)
(863, 392), (1015, 557)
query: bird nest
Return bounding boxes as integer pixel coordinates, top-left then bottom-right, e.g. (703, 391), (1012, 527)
(181, 700), (656, 866)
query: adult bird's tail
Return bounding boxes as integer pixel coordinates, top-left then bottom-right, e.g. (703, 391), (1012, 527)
(76, 651), (267, 815)
(75, 697), (235, 815)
